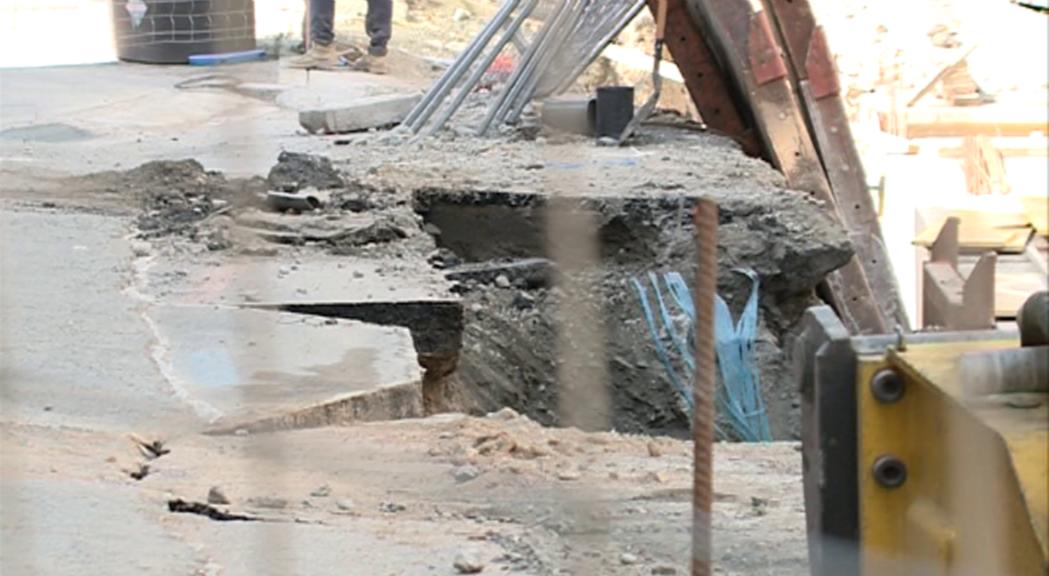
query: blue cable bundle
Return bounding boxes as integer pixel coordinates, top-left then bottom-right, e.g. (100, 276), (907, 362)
(632, 269), (771, 442)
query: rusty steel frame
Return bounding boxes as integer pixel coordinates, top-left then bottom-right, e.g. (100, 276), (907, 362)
(763, 0), (909, 330)
(684, 0), (887, 335)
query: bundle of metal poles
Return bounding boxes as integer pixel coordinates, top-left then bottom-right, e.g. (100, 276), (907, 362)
(402, 0), (645, 138)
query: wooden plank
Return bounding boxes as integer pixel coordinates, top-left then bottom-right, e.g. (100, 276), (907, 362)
(903, 106), (1049, 138)
(1020, 195), (1049, 237)
(650, 0), (764, 158)
(962, 135), (1011, 195)
(938, 140), (1049, 158)
(914, 210), (1034, 254)
(685, 0), (887, 334)
(764, 0), (910, 329)
(904, 47), (977, 107)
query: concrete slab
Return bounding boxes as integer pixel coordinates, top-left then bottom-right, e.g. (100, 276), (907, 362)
(150, 306), (423, 432)
(145, 254), (463, 388)
(147, 255), (454, 308)
(299, 92), (422, 134)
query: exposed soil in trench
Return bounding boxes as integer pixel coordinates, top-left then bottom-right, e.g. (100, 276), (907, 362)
(50, 125), (854, 441)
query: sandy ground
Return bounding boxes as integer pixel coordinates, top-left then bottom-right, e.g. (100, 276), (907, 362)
(1, 411), (807, 575)
(0, 164), (808, 574)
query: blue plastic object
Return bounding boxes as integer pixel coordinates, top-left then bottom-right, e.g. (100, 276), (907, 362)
(188, 49), (267, 66)
(632, 268), (771, 442)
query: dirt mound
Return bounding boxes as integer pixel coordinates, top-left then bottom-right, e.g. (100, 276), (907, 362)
(108, 156), (428, 259)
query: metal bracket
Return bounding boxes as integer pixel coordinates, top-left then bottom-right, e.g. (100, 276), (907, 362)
(922, 217), (997, 330)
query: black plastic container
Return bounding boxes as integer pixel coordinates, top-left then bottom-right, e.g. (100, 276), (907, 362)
(595, 86), (635, 138)
(112, 0), (257, 64)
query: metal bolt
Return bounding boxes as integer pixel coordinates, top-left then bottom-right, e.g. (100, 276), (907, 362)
(872, 455), (908, 489)
(870, 369), (905, 404)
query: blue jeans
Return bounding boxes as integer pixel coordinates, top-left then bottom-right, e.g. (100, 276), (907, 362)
(309, 0), (391, 56)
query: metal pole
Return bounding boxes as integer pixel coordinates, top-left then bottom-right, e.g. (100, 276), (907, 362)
(505, 0), (582, 123)
(404, 0), (520, 131)
(424, 0), (539, 136)
(537, 0), (608, 90)
(477, 0), (568, 135)
(404, 7), (503, 128)
(546, 0), (644, 95)
(692, 198), (717, 576)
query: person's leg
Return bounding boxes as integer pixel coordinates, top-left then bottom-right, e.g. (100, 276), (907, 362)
(365, 0), (392, 56)
(288, 0), (338, 67)
(310, 0), (336, 46)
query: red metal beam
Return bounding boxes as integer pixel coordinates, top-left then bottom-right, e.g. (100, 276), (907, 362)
(648, 0), (764, 158)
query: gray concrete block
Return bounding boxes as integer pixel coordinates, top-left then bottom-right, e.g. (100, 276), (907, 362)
(150, 305), (424, 431)
(299, 92), (421, 134)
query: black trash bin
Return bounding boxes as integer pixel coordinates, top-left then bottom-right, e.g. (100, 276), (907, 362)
(595, 86), (635, 139)
(112, 0), (257, 64)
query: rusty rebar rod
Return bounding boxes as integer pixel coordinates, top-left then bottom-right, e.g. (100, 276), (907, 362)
(692, 198), (717, 576)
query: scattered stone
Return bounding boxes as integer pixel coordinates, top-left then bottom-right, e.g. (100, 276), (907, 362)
(453, 464), (482, 483)
(494, 274), (511, 289)
(310, 485), (332, 498)
(337, 191), (373, 213)
(335, 499), (355, 512)
(130, 434), (170, 460)
(486, 407), (520, 421)
(452, 7), (473, 22)
(556, 469), (581, 481)
(645, 470), (670, 484)
(246, 496), (288, 510)
(128, 463), (149, 481)
(328, 216), (408, 251)
(651, 566), (678, 575)
(203, 227), (232, 251)
(168, 499), (257, 522)
(647, 441), (664, 458)
(207, 486), (230, 505)
(379, 501), (406, 513)
(453, 549), (485, 574)
(130, 240), (152, 257)
(428, 247), (462, 269)
(444, 258), (552, 289)
(619, 552), (639, 565)
(266, 151), (343, 192)
(512, 291), (535, 310)
(751, 496), (769, 516)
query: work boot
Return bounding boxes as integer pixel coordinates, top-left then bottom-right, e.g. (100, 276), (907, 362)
(350, 44), (389, 75)
(350, 53), (388, 75)
(286, 42), (340, 69)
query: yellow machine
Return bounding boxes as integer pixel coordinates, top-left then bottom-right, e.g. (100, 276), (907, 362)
(795, 295), (1048, 576)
